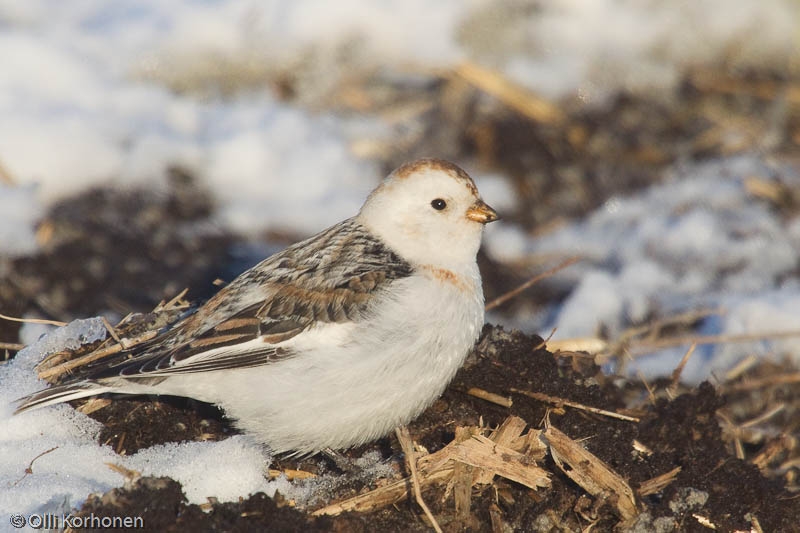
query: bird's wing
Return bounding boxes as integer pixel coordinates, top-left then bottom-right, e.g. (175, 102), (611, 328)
(90, 218), (414, 379)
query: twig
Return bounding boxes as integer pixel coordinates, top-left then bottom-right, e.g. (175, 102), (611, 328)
(637, 467), (681, 496)
(452, 427), (473, 526)
(630, 329), (800, 354)
(637, 371), (656, 406)
(692, 514), (717, 530)
(105, 462), (141, 482)
(666, 343), (696, 399)
(690, 70), (800, 104)
(485, 256), (581, 311)
(268, 468), (317, 481)
(723, 372), (800, 392)
(454, 62), (566, 124)
(395, 426), (443, 533)
(10, 446), (58, 487)
(740, 404), (786, 428)
(510, 389), (640, 423)
(467, 387), (513, 408)
(597, 308), (721, 365)
(0, 342), (25, 351)
(101, 316), (122, 345)
(717, 411), (745, 459)
(154, 288), (190, 312)
(723, 354), (759, 382)
(749, 514), (764, 533)
(37, 330), (157, 381)
(0, 313), (66, 327)
(547, 337), (607, 354)
(532, 328), (556, 352)
(311, 469), (453, 516)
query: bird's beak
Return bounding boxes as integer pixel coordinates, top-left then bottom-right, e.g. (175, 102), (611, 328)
(466, 200), (499, 224)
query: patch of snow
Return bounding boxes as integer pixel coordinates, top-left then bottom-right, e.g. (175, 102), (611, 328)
(1, 320), (112, 517)
(462, 0), (799, 103)
(488, 155), (800, 381)
(124, 437), (272, 504)
(0, 184), (42, 257)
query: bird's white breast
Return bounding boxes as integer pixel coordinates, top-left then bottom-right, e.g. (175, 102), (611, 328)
(170, 264), (484, 454)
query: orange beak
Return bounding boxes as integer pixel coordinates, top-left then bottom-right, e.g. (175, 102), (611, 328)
(466, 200), (499, 224)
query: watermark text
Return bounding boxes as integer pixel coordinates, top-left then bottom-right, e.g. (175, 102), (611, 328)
(10, 512), (144, 529)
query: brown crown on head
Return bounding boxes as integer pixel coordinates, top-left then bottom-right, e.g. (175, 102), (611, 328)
(391, 158), (478, 196)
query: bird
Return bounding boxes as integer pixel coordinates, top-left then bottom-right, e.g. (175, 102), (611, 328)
(15, 158), (498, 455)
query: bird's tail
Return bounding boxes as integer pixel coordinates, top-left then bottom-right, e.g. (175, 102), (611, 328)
(14, 382), (113, 414)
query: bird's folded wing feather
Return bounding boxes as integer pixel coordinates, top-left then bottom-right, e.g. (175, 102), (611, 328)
(84, 219), (414, 380)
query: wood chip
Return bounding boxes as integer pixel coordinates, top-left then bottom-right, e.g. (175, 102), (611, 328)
(475, 416), (531, 485)
(637, 467), (681, 497)
(452, 427), (474, 526)
(544, 425), (638, 521)
(311, 469), (453, 516)
(421, 434), (550, 491)
(546, 337), (608, 355)
(105, 462), (141, 483)
(313, 416), (550, 517)
(693, 514), (717, 530)
(75, 397), (112, 415)
(267, 469), (317, 481)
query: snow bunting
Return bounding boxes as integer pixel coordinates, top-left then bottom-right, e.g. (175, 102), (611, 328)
(16, 159), (498, 454)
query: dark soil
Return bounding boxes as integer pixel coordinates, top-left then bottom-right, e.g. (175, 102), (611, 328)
(69, 326), (799, 532)
(0, 168), (234, 326)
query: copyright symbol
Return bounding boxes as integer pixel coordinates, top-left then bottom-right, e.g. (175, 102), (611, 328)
(9, 514), (26, 528)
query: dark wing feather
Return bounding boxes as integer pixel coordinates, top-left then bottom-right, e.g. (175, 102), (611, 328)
(86, 218), (413, 380)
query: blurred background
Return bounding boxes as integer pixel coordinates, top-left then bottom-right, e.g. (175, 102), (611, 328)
(1, 0), (799, 381)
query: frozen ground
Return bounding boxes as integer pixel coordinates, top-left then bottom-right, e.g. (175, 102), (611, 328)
(1, 0), (799, 523)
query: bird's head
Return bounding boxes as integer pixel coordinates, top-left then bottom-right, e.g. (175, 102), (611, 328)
(359, 159), (498, 270)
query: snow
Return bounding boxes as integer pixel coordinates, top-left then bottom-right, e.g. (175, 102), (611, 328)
(1, 320), (378, 518)
(1, 0), (799, 523)
(485, 155), (800, 380)
(1, 320), (114, 517)
(1, 0), (796, 245)
(463, 0), (798, 103)
(123, 437), (272, 504)
(202, 104), (375, 236)
(0, 184), (42, 257)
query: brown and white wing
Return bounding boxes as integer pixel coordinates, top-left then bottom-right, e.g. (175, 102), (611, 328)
(87, 218), (413, 378)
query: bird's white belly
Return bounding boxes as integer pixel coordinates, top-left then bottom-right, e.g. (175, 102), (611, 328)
(165, 272), (484, 454)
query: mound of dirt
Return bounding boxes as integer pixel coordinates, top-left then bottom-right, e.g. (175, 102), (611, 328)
(71, 325), (799, 532)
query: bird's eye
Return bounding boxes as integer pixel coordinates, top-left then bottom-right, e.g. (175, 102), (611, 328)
(431, 199), (447, 211)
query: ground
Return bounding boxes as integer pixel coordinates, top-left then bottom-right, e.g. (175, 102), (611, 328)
(2, 66), (799, 531)
(36, 325), (800, 532)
